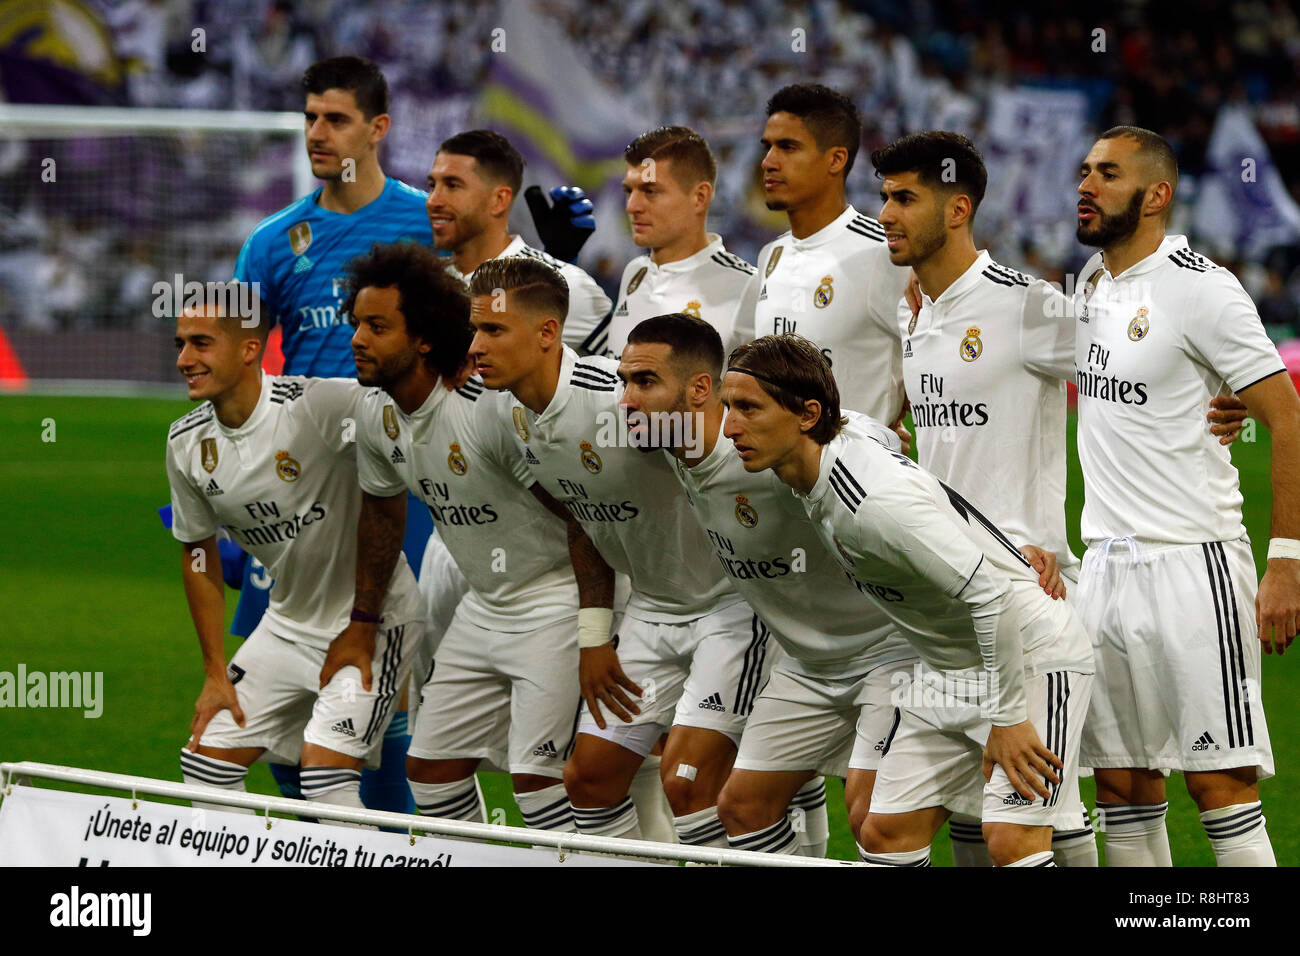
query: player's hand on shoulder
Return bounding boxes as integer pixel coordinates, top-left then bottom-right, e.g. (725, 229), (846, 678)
(1019, 544), (1065, 600)
(1257, 558), (1300, 655)
(983, 720), (1062, 801)
(904, 269), (922, 318)
(189, 674), (245, 750)
(321, 620), (376, 691)
(889, 400), (912, 457)
(579, 642), (642, 730)
(1208, 394), (1250, 446)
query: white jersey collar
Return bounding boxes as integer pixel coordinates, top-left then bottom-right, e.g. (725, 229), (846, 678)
(216, 370), (273, 438)
(790, 205), (860, 251)
(684, 414), (731, 481)
(397, 376), (453, 442)
(533, 345), (580, 426)
(1102, 234), (1186, 281)
(801, 434), (842, 505)
(920, 249), (991, 310)
(652, 234), (725, 275)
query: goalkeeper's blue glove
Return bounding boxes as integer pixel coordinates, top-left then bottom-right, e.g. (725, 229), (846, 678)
(525, 185), (595, 263)
(158, 504), (247, 588)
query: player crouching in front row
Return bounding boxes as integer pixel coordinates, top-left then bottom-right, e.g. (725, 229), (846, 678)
(721, 333), (1095, 866)
(167, 293), (423, 823)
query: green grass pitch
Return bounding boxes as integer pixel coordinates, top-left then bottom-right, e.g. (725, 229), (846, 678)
(0, 393), (1293, 864)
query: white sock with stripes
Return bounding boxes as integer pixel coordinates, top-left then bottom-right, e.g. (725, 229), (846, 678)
(629, 756), (677, 843)
(948, 814), (993, 867)
(674, 805), (729, 847)
(789, 776), (829, 858)
(1003, 850), (1055, 867)
(728, 816), (798, 855)
(572, 796), (641, 840)
(857, 844), (931, 867)
(300, 767), (373, 829)
(1053, 808), (1099, 866)
(179, 749), (254, 815)
(409, 776), (484, 822)
(1098, 802), (1173, 866)
(515, 784), (575, 832)
(1200, 801), (1275, 866)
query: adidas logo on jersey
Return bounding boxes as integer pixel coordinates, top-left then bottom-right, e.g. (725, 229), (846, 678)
(698, 692), (726, 712)
(293, 254), (314, 274)
(614, 301), (629, 317)
(903, 340), (912, 358)
(758, 284), (768, 302)
(391, 446), (406, 464)
(525, 448), (540, 465)
(1192, 731), (1219, 752)
(532, 740), (559, 757)
(1001, 793), (1033, 806)
(330, 718), (356, 737)
(204, 478), (224, 496)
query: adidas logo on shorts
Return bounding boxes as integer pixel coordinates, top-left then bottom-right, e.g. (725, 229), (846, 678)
(1001, 793), (1033, 806)
(1192, 731), (1219, 752)
(390, 446), (406, 464)
(873, 737), (887, 752)
(204, 478), (224, 496)
(532, 740), (559, 757)
(330, 718), (357, 738)
(698, 692), (726, 712)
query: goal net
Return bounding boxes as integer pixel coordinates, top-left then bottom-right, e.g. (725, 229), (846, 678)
(0, 104), (312, 392)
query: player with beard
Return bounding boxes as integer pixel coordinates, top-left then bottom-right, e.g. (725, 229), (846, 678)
(1071, 127), (1299, 866)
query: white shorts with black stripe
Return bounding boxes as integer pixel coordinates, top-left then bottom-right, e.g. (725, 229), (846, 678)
(1075, 536), (1273, 778)
(407, 607), (581, 779)
(577, 600), (773, 748)
(197, 616), (421, 767)
(869, 668), (1092, 828)
(732, 657), (917, 778)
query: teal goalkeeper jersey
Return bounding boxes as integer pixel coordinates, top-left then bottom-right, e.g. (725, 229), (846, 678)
(233, 177), (432, 376)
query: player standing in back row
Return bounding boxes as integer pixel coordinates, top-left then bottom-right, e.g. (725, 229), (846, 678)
(1072, 126), (1300, 866)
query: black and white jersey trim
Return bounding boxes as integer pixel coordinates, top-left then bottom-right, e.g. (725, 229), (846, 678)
(981, 263), (1030, 288)
(571, 362), (619, 392)
(828, 459), (866, 514)
(269, 381), (304, 404)
(1043, 672), (1070, 807)
(1202, 541), (1254, 749)
(710, 251), (756, 275)
(846, 215), (886, 242)
(169, 406), (214, 439)
(1202, 803), (1264, 841)
(455, 378), (484, 402)
(731, 615), (770, 715)
(941, 481), (1032, 569)
(1169, 248), (1214, 272)
(516, 243), (564, 269)
(580, 313), (612, 356)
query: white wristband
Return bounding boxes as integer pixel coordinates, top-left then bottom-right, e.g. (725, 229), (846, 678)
(577, 607), (614, 648)
(1267, 538), (1300, 561)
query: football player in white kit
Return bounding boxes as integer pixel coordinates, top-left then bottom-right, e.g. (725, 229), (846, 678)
(741, 84), (910, 425)
(616, 312), (920, 857)
(1072, 127), (1300, 866)
(724, 334), (1096, 866)
(605, 125), (756, 358)
(465, 257), (768, 847)
(168, 295), (423, 819)
(342, 242), (615, 833)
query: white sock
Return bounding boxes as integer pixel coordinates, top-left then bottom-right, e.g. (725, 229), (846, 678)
(300, 767), (373, 829)
(857, 844), (931, 867)
(728, 816), (798, 855)
(1053, 809), (1099, 867)
(1200, 801), (1275, 867)
(629, 756), (677, 843)
(674, 805), (728, 847)
(179, 749), (253, 815)
(515, 784), (575, 832)
(948, 814), (992, 867)
(788, 776), (829, 858)
(409, 776), (484, 822)
(1097, 802), (1172, 866)
(1003, 850), (1055, 867)
(572, 796), (641, 840)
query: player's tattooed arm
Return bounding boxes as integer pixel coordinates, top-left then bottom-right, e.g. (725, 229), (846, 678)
(1238, 371), (1300, 654)
(181, 536), (245, 747)
(322, 491), (407, 690)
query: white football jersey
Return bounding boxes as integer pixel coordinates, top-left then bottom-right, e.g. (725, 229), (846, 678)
(355, 377), (578, 632)
(502, 347), (740, 623)
(605, 234), (756, 359)
(802, 429), (1094, 724)
(901, 250), (1077, 573)
(744, 205), (910, 423)
(671, 414), (916, 677)
(448, 235), (613, 355)
(1072, 235), (1286, 547)
(166, 374), (421, 649)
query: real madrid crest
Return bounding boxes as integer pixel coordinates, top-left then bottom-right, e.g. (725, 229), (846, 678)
(959, 326), (983, 363)
(274, 449), (301, 482)
(512, 406), (530, 441)
(814, 275), (834, 309)
(765, 246), (783, 277)
(1128, 306), (1149, 342)
(201, 438), (218, 473)
(448, 442), (468, 476)
(734, 494), (758, 528)
(627, 266), (648, 296)
(683, 300), (702, 319)
(383, 404), (400, 440)
(288, 221), (313, 256)
(579, 440), (603, 474)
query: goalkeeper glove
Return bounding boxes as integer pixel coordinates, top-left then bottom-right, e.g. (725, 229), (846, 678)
(525, 185), (595, 263)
